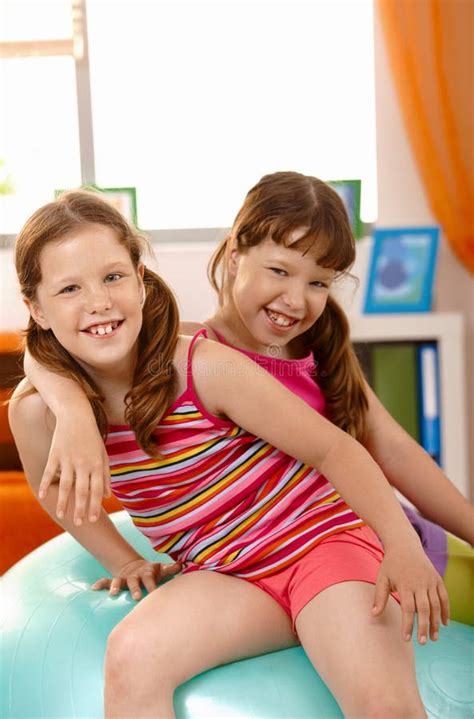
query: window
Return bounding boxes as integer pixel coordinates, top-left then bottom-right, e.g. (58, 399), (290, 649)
(0, 1), (81, 233)
(88, 0), (377, 229)
(1, 0), (377, 234)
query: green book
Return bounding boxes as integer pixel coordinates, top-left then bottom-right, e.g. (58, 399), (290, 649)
(371, 344), (420, 442)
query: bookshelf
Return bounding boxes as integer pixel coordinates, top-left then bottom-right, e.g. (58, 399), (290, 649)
(349, 313), (469, 498)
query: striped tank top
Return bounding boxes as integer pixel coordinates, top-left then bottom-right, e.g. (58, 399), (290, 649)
(106, 330), (364, 580)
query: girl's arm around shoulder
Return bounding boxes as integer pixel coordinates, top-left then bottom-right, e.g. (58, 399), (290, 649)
(23, 349), (111, 521)
(8, 382), (162, 592)
(9, 381), (130, 564)
(362, 380), (474, 545)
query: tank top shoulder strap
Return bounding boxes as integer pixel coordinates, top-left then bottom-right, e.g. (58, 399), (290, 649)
(207, 326), (228, 346)
(186, 328), (209, 387)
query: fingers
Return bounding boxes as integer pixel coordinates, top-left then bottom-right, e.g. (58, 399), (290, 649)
(109, 576), (124, 596)
(160, 561), (182, 579)
(104, 473), (112, 498)
(38, 456), (58, 500)
(91, 561), (181, 601)
(141, 568), (158, 595)
(55, 462), (73, 519)
(399, 590), (416, 641)
(401, 583), (448, 644)
(372, 572), (390, 617)
(127, 576), (142, 601)
(427, 586), (441, 641)
(414, 592), (430, 644)
(102, 450), (112, 498)
(73, 470), (90, 526)
(438, 579), (450, 626)
(91, 577), (112, 591)
(88, 467), (104, 522)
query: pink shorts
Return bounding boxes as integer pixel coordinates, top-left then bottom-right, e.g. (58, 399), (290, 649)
(246, 525), (397, 631)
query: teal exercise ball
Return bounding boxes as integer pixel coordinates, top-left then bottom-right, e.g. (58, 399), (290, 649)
(2, 512), (473, 718)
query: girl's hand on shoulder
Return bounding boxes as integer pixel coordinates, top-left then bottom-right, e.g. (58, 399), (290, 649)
(38, 415), (111, 526)
(372, 542), (450, 644)
(91, 558), (182, 600)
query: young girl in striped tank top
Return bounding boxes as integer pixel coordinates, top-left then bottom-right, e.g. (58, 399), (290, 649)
(11, 187), (450, 718)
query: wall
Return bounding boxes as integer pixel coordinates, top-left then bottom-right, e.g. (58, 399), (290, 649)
(373, 6), (474, 497)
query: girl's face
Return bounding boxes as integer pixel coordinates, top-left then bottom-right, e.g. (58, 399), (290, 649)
(26, 223), (145, 380)
(227, 232), (335, 354)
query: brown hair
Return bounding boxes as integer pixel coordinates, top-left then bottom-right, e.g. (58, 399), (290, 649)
(15, 190), (180, 456)
(208, 171), (369, 441)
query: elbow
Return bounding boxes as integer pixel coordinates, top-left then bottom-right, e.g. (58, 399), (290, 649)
(318, 432), (355, 475)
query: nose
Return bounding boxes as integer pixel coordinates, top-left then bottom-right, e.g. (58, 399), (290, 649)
(282, 281), (306, 313)
(83, 285), (112, 313)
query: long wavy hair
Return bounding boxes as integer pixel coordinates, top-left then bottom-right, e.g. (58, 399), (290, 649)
(15, 190), (180, 456)
(208, 171), (369, 441)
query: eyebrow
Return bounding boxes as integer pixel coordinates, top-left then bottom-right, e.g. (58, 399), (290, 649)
(267, 254), (335, 278)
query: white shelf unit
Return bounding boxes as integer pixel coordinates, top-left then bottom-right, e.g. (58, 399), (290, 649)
(349, 312), (469, 498)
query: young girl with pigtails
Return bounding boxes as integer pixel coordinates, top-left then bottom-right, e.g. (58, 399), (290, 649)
(8, 183), (462, 718)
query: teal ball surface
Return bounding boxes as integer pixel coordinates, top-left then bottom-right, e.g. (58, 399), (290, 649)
(2, 512), (473, 718)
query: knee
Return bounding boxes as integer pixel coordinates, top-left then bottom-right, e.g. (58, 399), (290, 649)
(362, 692), (425, 719)
(104, 623), (138, 689)
(104, 620), (176, 692)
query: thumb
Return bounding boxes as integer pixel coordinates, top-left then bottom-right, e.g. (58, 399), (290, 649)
(372, 572), (390, 616)
(161, 561), (182, 578)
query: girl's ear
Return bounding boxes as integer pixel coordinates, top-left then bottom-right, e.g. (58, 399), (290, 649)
(23, 297), (51, 330)
(137, 263), (146, 306)
(227, 239), (240, 277)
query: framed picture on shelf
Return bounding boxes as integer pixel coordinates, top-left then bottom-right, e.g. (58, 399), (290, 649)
(363, 226), (440, 314)
(327, 179), (362, 239)
(55, 186), (138, 226)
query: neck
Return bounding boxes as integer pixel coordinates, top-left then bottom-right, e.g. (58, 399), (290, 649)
(75, 353), (136, 407)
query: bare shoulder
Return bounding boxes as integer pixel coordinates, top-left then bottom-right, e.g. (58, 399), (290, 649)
(8, 379), (54, 443)
(8, 379), (55, 488)
(189, 338), (266, 410)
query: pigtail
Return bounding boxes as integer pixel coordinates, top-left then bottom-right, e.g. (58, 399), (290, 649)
(124, 268), (180, 456)
(304, 296), (369, 442)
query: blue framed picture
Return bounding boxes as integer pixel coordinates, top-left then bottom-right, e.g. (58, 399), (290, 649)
(364, 227), (439, 313)
(327, 179), (362, 239)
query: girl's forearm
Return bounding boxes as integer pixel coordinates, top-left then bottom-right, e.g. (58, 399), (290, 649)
(320, 436), (423, 550)
(380, 436), (474, 545)
(36, 483), (142, 574)
(24, 349), (91, 416)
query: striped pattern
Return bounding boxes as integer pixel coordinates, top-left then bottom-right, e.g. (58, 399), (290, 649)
(107, 396), (364, 580)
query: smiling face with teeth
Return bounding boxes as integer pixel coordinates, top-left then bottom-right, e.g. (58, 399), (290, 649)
(222, 231), (335, 357)
(26, 223), (145, 381)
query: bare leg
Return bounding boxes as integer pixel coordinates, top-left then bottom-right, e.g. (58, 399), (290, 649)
(295, 581), (427, 719)
(104, 571), (297, 719)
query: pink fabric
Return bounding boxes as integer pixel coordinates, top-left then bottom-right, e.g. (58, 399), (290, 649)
(210, 328), (326, 416)
(249, 525), (399, 632)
